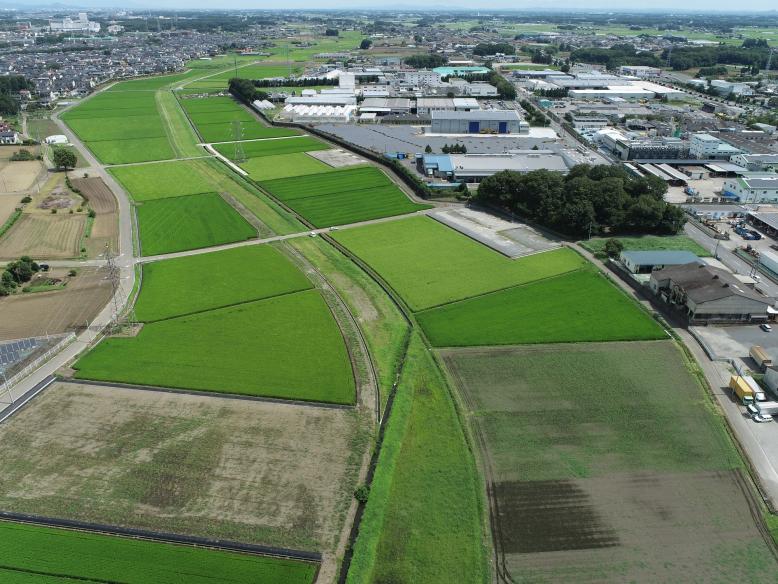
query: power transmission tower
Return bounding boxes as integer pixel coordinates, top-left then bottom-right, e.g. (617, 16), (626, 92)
(231, 120), (245, 163)
(666, 45), (673, 68)
(104, 243), (135, 334)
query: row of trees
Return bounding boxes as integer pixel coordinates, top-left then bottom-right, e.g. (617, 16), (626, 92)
(569, 44), (662, 70)
(403, 53), (447, 69)
(662, 44), (772, 71)
(520, 100), (549, 127)
(473, 42), (515, 56)
(0, 256), (40, 296)
(228, 77), (268, 104)
(475, 165), (686, 238)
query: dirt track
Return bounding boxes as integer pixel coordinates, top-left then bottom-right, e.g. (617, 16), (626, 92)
(70, 176), (119, 257)
(0, 268), (112, 341)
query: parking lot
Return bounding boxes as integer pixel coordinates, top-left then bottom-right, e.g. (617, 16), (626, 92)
(692, 324), (778, 364)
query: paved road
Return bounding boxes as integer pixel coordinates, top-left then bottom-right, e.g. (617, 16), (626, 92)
(4, 87), (136, 404)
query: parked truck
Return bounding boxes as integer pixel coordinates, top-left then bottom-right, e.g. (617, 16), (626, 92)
(730, 375), (755, 405)
(756, 401), (778, 416)
(743, 376), (767, 401)
(750, 345), (773, 371)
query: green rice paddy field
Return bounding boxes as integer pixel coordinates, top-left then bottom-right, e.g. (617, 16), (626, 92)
(74, 289), (355, 404)
(417, 268), (666, 347)
(332, 217), (586, 311)
(110, 160), (214, 201)
(215, 136), (328, 160)
(0, 521), (316, 584)
(63, 89), (175, 164)
(136, 193), (256, 256)
(180, 63), (298, 94)
(241, 152), (335, 181)
(180, 96), (299, 142)
(134, 246), (312, 322)
(262, 167), (430, 228)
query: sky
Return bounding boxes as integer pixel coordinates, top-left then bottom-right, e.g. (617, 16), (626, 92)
(132, 0), (778, 9)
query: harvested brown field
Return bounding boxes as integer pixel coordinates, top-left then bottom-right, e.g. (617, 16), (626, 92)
(0, 160), (43, 192)
(70, 177), (117, 214)
(70, 177), (118, 256)
(0, 381), (368, 553)
(0, 268), (111, 341)
(0, 213), (86, 259)
(0, 194), (21, 225)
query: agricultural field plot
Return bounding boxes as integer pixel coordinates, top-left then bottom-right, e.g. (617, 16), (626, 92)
(442, 341), (778, 583)
(0, 159), (43, 192)
(581, 234), (711, 258)
(63, 90), (175, 165)
(0, 381), (367, 554)
(241, 152), (336, 182)
(199, 121), (298, 143)
(136, 193), (256, 256)
(215, 136), (328, 161)
(181, 96), (299, 143)
(64, 115), (167, 142)
(70, 177), (119, 257)
(109, 160), (213, 201)
(0, 268), (112, 341)
(332, 216), (586, 311)
(85, 137), (175, 165)
(181, 64), (297, 94)
(0, 214), (86, 260)
(261, 166), (429, 228)
(135, 246), (312, 322)
(74, 289), (355, 404)
(70, 177), (117, 214)
(0, 521), (316, 584)
(417, 268), (666, 347)
(0, 194), (21, 225)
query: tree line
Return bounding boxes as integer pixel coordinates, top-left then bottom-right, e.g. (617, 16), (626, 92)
(475, 164), (686, 238)
(662, 43), (772, 71)
(473, 42), (515, 56)
(569, 44), (662, 70)
(403, 53), (447, 69)
(0, 75), (33, 115)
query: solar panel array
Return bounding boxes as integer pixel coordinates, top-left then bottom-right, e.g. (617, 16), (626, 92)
(0, 338), (41, 374)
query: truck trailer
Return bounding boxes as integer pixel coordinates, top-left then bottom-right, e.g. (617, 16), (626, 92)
(730, 375), (755, 405)
(750, 345), (773, 371)
(756, 401), (778, 416)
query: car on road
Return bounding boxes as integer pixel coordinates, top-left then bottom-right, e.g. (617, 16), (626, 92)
(760, 323), (772, 332)
(752, 413), (774, 423)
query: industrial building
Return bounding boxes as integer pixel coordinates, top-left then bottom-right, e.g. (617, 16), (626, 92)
(723, 174), (778, 203)
(359, 98), (413, 116)
(731, 154), (778, 172)
(618, 65), (661, 78)
(620, 250), (700, 274)
(429, 110), (528, 135)
(418, 151), (568, 183)
(595, 128), (689, 161)
(415, 97), (480, 115)
(690, 133), (743, 160)
(650, 262), (775, 324)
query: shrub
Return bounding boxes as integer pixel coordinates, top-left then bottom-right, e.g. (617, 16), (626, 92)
(354, 485), (370, 504)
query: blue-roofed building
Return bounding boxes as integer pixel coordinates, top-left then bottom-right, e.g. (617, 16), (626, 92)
(420, 154), (455, 178)
(620, 250), (700, 274)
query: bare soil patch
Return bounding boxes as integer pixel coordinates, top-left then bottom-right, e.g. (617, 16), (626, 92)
(0, 213), (86, 259)
(306, 148), (364, 168)
(505, 471), (774, 582)
(0, 268), (111, 340)
(0, 160), (43, 192)
(0, 382), (368, 553)
(70, 177), (118, 214)
(0, 194), (22, 225)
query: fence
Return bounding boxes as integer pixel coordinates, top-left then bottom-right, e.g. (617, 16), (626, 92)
(0, 333), (76, 405)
